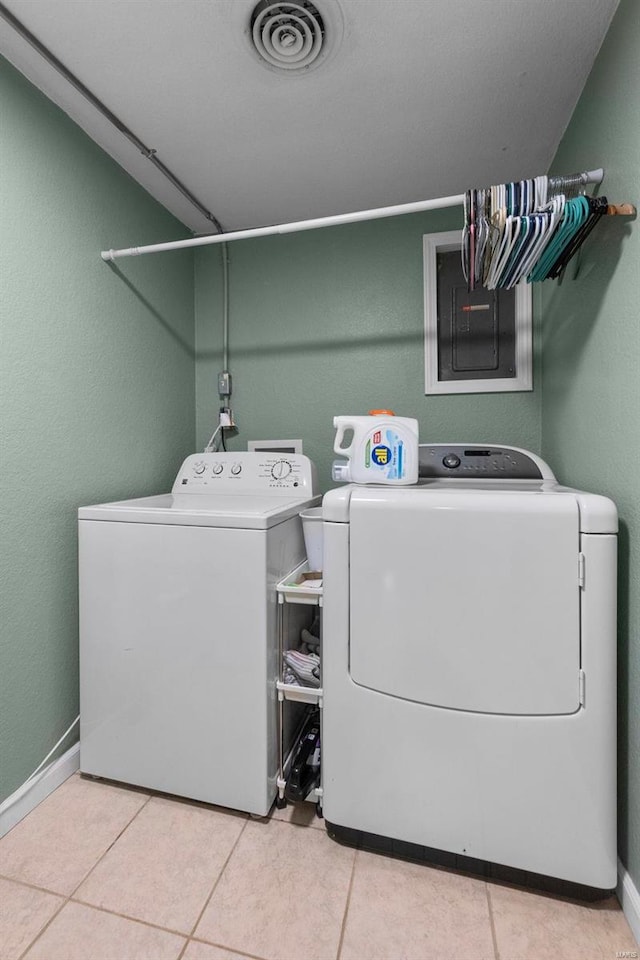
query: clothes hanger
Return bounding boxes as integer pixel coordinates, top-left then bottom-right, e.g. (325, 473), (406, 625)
(462, 191), (469, 283)
(497, 216), (530, 288)
(504, 214), (541, 288)
(546, 195), (609, 278)
(469, 189), (476, 290)
(486, 215), (521, 289)
(517, 211), (552, 284)
(496, 179), (551, 287)
(529, 196), (575, 282)
(530, 195), (590, 281)
(521, 195), (565, 282)
(462, 170), (633, 291)
(474, 189), (486, 285)
(483, 185), (506, 286)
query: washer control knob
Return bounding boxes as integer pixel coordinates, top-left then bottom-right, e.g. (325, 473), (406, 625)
(230, 463), (242, 476)
(193, 461), (206, 475)
(212, 463), (224, 475)
(443, 454), (461, 469)
(271, 460), (292, 480)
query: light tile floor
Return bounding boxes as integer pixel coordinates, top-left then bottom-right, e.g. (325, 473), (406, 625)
(0, 774), (637, 960)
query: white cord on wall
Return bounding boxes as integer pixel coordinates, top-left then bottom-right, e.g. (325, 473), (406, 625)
(25, 715), (80, 784)
(0, 716), (80, 837)
(204, 424), (222, 452)
(0, 715), (80, 816)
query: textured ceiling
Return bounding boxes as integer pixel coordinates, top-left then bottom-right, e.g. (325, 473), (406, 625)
(0, 0), (619, 234)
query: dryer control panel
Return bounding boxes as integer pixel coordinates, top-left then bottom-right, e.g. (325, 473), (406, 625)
(419, 444), (554, 480)
(173, 452), (318, 495)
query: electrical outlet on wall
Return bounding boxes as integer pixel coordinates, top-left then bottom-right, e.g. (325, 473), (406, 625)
(218, 371), (232, 396)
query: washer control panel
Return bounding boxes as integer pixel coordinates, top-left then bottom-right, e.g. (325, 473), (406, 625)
(419, 445), (549, 480)
(172, 452), (317, 495)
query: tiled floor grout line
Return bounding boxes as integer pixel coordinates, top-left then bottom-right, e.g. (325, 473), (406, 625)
(178, 817), (307, 960)
(335, 846), (358, 960)
(68, 793), (154, 899)
(188, 935), (271, 960)
(16, 886), (69, 960)
(485, 881), (501, 960)
(68, 895), (191, 938)
(0, 872), (67, 898)
(176, 815), (251, 960)
(14, 791), (153, 960)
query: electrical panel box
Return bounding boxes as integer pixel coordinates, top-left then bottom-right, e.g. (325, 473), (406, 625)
(437, 251), (516, 382)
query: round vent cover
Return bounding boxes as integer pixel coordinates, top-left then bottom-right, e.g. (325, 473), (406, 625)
(250, 1), (326, 71)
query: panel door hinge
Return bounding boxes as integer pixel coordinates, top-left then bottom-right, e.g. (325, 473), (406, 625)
(579, 669), (586, 706)
(578, 553), (586, 588)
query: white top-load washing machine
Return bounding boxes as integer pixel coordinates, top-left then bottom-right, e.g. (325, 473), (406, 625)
(322, 444), (617, 889)
(79, 452), (319, 816)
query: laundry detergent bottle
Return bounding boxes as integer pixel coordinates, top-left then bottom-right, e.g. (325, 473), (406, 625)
(332, 410), (419, 485)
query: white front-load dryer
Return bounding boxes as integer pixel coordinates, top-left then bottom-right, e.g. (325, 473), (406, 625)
(79, 452), (319, 816)
(322, 444), (617, 889)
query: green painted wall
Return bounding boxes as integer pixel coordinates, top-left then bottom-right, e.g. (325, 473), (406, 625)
(540, 0), (640, 884)
(0, 57), (195, 803)
(195, 211), (542, 490)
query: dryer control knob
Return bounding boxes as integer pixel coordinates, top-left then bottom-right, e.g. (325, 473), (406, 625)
(231, 463), (242, 476)
(212, 463), (224, 475)
(443, 454), (461, 469)
(193, 462), (206, 475)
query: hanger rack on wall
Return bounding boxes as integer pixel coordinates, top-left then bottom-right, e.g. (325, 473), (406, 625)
(100, 167), (634, 263)
(462, 171), (636, 291)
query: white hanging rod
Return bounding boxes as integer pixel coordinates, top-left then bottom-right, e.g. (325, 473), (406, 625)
(101, 195), (463, 261)
(100, 168), (604, 262)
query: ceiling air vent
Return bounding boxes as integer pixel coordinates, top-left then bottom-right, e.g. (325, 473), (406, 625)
(250, 0), (328, 72)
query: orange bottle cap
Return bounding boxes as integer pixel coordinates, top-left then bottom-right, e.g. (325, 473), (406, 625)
(368, 409), (395, 416)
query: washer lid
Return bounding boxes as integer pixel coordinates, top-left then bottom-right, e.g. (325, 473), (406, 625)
(78, 493), (320, 529)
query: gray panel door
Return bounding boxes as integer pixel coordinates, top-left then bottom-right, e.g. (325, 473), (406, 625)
(437, 251), (516, 381)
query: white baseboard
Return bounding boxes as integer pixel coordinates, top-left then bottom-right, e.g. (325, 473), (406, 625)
(0, 742), (80, 839)
(618, 857), (640, 946)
